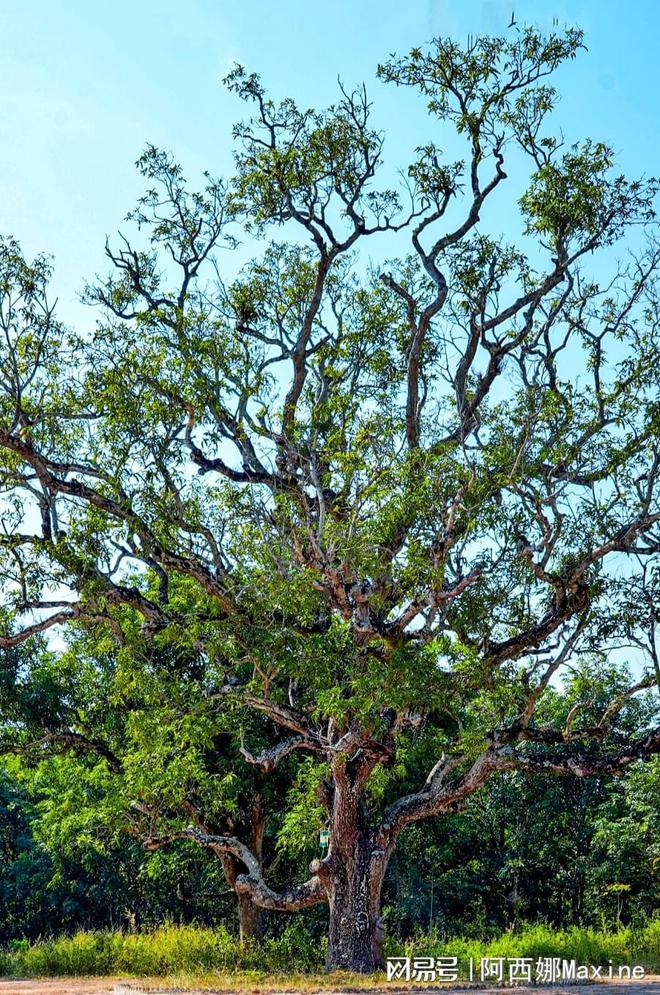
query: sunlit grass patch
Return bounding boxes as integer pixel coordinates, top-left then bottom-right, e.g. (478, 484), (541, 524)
(0, 920), (657, 982)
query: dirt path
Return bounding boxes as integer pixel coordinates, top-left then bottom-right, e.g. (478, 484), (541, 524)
(0, 981), (658, 995)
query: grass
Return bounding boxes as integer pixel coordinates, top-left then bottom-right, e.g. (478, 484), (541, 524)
(0, 923), (318, 978)
(396, 919), (660, 971)
(0, 920), (657, 983)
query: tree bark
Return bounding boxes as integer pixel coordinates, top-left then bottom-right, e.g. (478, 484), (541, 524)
(218, 791), (266, 945)
(323, 760), (389, 972)
(219, 851), (264, 943)
(237, 889), (263, 944)
(325, 842), (387, 972)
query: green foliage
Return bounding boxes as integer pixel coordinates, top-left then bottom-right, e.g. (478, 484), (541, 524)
(1, 22), (659, 971)
(394, 921), (660, 973)
(0, 921), (657, 978)
(276, 759), (327, 859)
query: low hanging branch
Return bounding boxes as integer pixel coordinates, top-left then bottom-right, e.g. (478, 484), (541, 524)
(144, 826), (327, 910)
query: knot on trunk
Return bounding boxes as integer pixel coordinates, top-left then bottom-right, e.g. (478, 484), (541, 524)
(309, 855), (333, 889)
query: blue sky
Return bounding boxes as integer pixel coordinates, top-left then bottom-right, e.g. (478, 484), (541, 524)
(1, 0), (659, 324)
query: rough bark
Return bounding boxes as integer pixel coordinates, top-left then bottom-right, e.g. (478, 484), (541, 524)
(325, 841), (387, 972)
(219, 792), (266, 944)
(219, 851), (263, 944)
(322, 754), (390, 971)
(237, 890), (263, 944)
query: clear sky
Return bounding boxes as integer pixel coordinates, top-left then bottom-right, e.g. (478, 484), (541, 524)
(1, 0), (659, 325)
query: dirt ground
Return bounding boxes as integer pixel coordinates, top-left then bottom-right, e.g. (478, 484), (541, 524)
(0, 981), (658, 995)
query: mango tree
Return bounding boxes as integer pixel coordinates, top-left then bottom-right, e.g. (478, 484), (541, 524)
(1, 26), (659, 971)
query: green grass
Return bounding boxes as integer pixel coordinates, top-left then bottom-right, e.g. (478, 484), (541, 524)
(0, 920), (657, 982)
(0, 923), (321, 978)
(396, 920), (660, 973)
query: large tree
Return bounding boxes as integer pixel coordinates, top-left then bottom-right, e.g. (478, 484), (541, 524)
(1, 25), (659, 971)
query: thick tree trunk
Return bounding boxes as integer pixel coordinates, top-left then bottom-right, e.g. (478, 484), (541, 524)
(325, 842), (387, 972)
(323, 764), (389, 973)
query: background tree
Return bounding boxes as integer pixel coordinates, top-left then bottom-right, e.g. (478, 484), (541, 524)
(0, 25), (659, 971)
(385, 678), (659, 937)
(0, 631), (303, 945)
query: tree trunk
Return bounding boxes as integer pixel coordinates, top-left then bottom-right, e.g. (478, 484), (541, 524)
(219, 789), (266, 945)
(324, 770), (389, 972)
(326, 844), (387, 972)
(237, 890), (263, 944)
